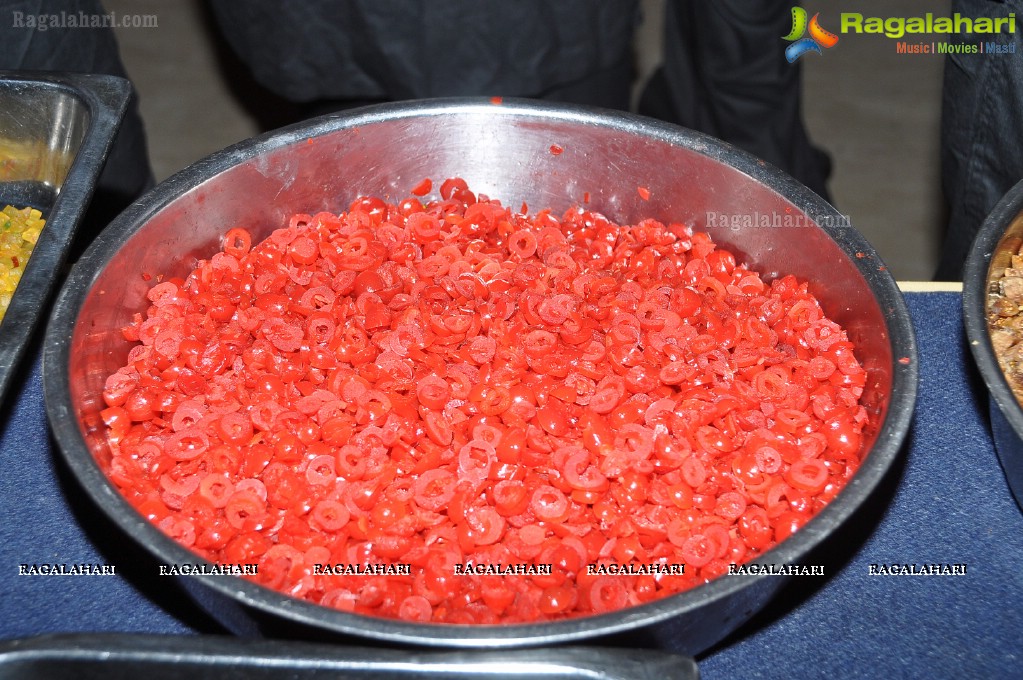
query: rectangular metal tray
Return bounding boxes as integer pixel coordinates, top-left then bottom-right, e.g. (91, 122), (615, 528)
(0, 72), (130, 410)
(0, 634), (700, 679)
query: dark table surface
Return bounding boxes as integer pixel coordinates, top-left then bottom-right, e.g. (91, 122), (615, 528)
(2, 292), (1021, 679)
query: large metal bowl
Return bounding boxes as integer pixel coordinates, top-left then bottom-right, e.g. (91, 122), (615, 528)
(963, 179), (1023, 512)
(43, 98), (918, 653)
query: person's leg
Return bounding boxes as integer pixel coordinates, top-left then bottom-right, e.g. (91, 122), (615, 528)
(936, 0), (1023, 280)
(640, 0), (832, 200)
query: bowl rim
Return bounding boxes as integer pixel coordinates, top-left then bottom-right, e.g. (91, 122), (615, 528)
(43, 97), (919, 648)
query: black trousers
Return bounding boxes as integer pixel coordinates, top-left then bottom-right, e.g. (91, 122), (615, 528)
(638, 0), (832, 201)
(209, 0), (639, 111)
(936, 0), (1023, 280)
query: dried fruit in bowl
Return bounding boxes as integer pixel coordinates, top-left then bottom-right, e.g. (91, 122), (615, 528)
(0, 204), (44, 321)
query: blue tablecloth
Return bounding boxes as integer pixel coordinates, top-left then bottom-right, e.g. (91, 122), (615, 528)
(2, 292), (1021, 678)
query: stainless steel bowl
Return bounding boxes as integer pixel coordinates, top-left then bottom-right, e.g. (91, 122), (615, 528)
(963, 179), (1023, 513)
(43, 98), (918, 653)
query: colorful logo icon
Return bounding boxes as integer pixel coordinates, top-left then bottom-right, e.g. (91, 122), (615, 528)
(783, 7), (839, 62)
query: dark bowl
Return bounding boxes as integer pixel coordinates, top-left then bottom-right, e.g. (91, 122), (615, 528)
(43, 98), (918, 653)
(963, 179), (1023, 513)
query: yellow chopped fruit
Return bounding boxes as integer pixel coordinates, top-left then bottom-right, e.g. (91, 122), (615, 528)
(0, 204), (45, 322)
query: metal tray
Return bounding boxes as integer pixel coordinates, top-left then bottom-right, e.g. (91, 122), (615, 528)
(0, 634), (699, 679)
(0, 72), (130, 410)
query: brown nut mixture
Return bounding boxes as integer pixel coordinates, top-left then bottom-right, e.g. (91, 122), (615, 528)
(988, 247), (1023, 400)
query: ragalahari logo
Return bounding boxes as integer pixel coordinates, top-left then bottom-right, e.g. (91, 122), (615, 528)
(783, 7), (839, 62)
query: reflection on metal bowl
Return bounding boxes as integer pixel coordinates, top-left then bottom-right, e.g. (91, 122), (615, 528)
(43, 99), (917, 653)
